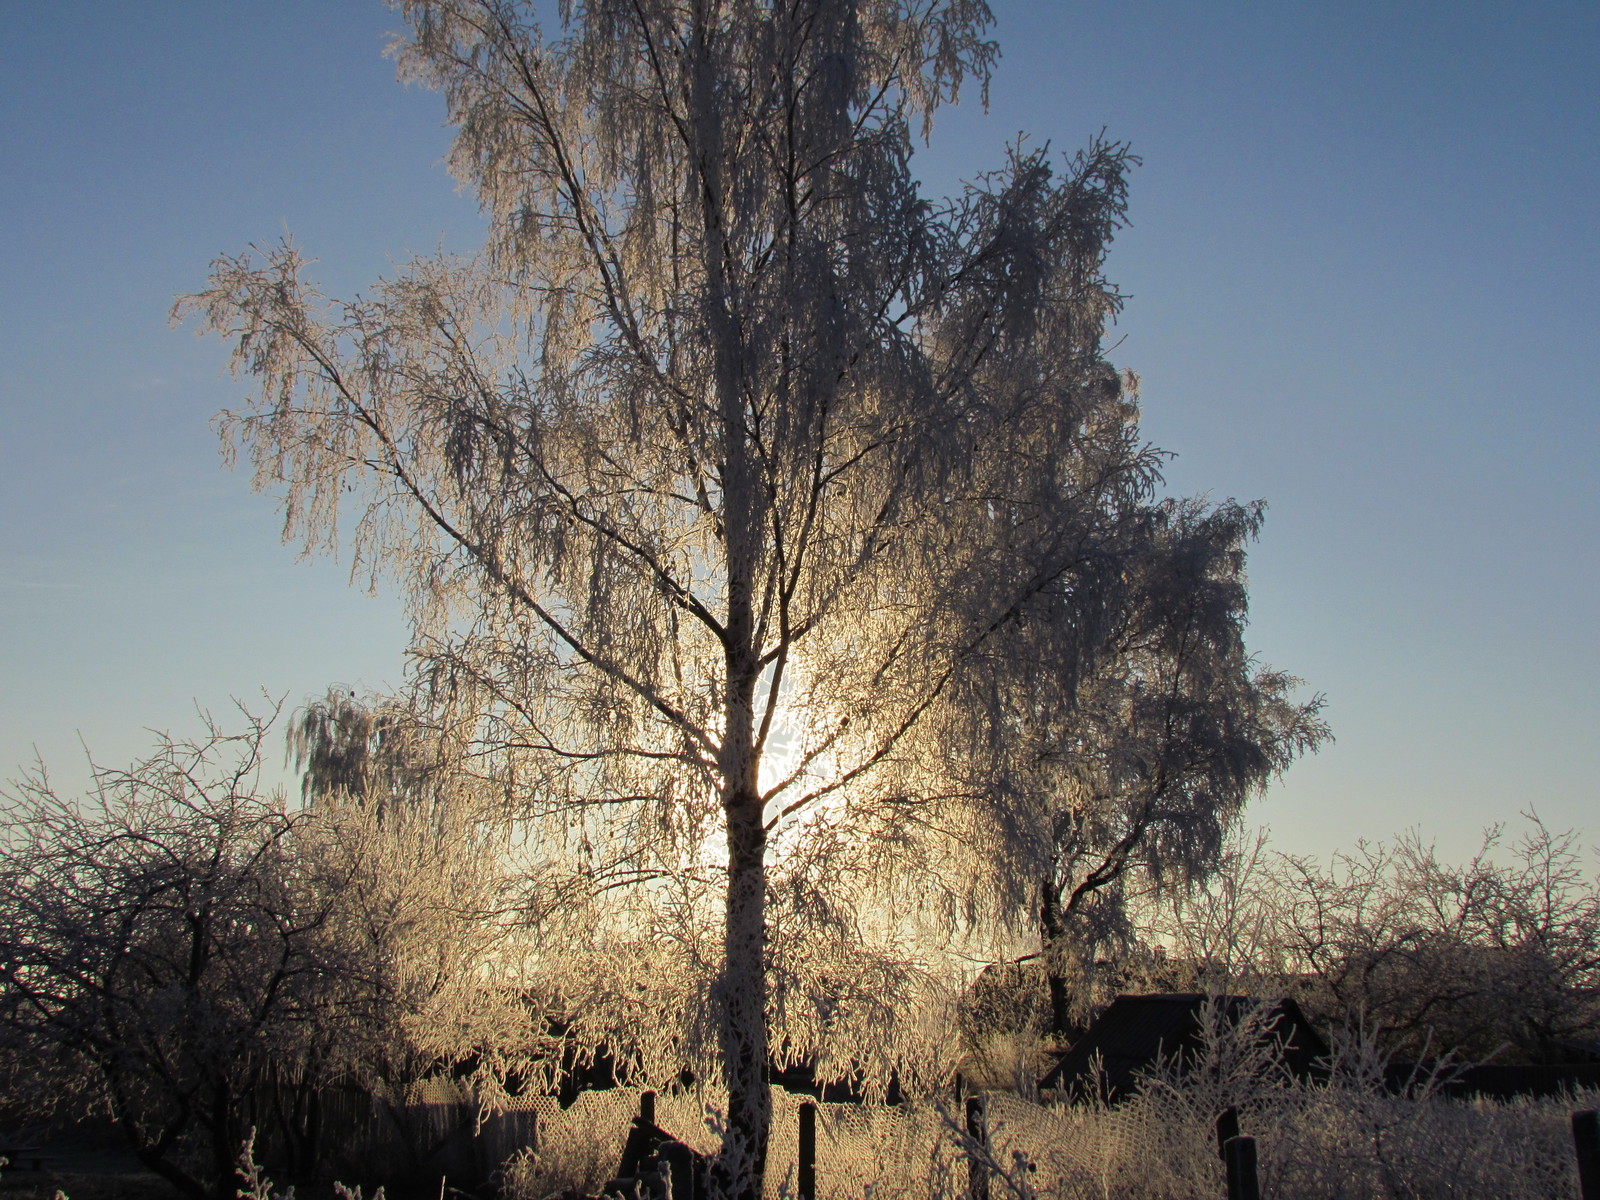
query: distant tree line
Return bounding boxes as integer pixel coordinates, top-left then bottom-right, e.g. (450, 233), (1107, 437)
(1171, 818), (1600, 1066)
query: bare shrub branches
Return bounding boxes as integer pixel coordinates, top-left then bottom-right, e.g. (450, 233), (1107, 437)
(0, 707), (537, 1199)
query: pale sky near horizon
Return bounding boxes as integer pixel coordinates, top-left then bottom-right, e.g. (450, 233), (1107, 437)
(2, 1), (1596, 864)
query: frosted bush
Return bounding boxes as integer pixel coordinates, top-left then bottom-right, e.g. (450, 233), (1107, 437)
(952, 1006), (1591, 1200)
(491, 1025), (1592, 1200)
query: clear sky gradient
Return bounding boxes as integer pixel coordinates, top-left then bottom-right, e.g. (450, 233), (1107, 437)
(2, 1), (1595, 860)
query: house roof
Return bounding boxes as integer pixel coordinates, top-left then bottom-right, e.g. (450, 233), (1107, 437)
(1039, 992), (1329, 1103)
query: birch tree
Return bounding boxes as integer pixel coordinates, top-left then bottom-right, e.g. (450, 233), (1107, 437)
(1034, 500), (1323, 1035)
(182, 2), (1165, 1190)
(941, 498), (1326, 1043)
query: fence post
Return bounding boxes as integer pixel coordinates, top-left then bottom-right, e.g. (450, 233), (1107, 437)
(798, 1101), (816, 1200)
(656, 1140), (696, 1200)
(1223, 1136), (1259, 1200)
(966, 1094), (989, 1200)
(1575, 1110), (1600, 1200)
(640, 1091), (657, 1128)
(1216, 1107), (1239, 1160)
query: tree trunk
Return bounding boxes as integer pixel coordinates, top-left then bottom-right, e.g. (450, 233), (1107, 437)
(1045, 965), (1073, 1043)
(121, 1118), (208, 1200)
(1040, 878), (1074, 1041)
(716, 460), (767, 1198)
(721, 788), (770, 1200)
(707, 107), (768, 1186)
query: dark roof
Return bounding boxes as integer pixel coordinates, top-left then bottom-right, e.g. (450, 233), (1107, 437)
(1040, 992), (1329, 1104)
(767, 1059), (904, 1104)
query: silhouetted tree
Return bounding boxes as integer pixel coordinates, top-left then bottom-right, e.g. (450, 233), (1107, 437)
(0, 712), (329, 1200)
(940, 499), (1325, 1044)
(0, 706), (536, 1195)
(1272, 817), (1600, 1062)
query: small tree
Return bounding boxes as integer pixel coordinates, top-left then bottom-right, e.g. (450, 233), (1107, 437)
(945, 496), (1327, 1039)
(288, 688), (544, 1116)
(1043, 500), (1325, 1031)
(182, 2), (1167, 1190)
(0, 711), (330, 1200)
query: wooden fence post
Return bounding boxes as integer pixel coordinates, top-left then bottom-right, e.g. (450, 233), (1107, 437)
(1574, 1110), (1600, 1200)
(1223, 1136), (1259, 1200)
(1216, 1107), (1239, 1160)
(798, 1101), (817, 1200)
(655, 1140), (697, 1200)
(966, 1094), (989, 1200)
(640, 1091), (657, 1128)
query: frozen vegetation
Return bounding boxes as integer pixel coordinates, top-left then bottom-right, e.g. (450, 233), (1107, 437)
(492, 1023), (1595, 1200)
(1, 2), (1592, 1199)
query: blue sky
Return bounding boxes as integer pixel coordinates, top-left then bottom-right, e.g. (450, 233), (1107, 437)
(2, 1), (1595, 860)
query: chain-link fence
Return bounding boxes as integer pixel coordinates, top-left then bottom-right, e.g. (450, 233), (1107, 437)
(319, 1082), (1596, 1200)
